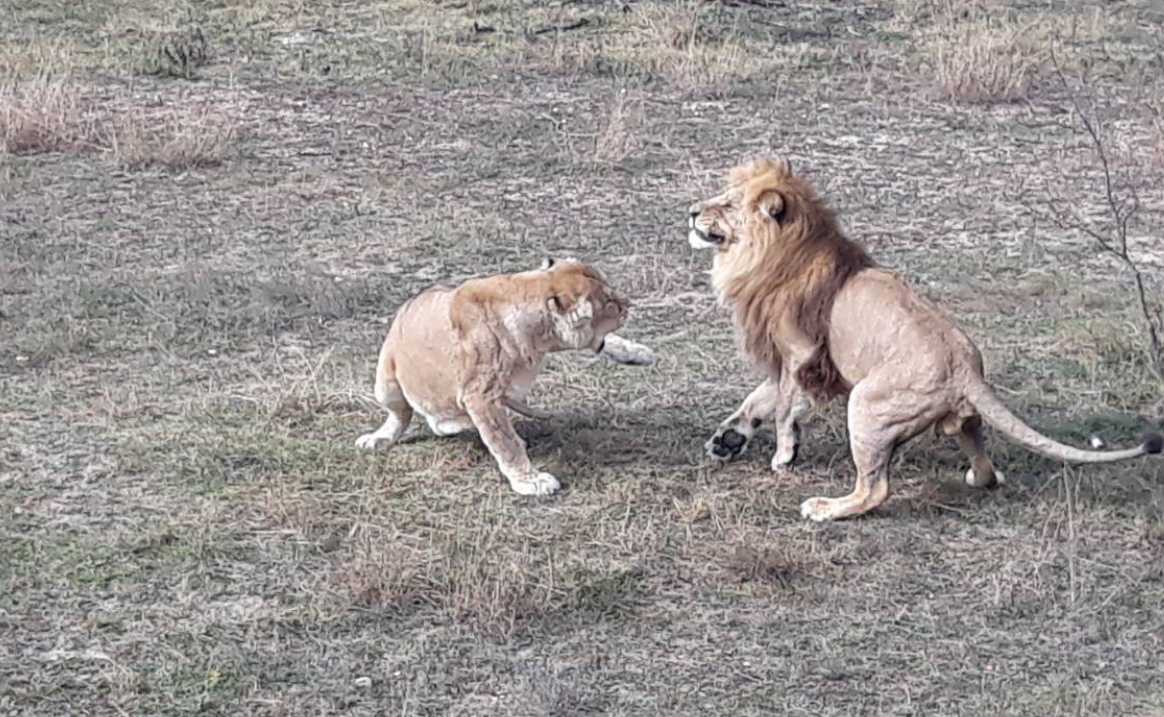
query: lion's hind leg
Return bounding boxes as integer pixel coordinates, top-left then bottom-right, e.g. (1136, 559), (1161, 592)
(952, 414), (1004, 488)
(799, 380), (938, 522)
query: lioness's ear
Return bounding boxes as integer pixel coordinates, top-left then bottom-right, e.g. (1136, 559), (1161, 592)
(540, 258), (555, 270)
(757, 189), (785, 223)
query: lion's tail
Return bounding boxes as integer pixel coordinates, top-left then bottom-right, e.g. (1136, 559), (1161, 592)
(965, 378), (1163, 464)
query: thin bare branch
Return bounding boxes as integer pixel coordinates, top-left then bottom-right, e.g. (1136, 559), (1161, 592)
(1047, 44), (1163, 368)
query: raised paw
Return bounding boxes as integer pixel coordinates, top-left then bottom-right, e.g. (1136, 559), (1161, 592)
(707, 427), (749, 460)
(799, 496), (838, 522)
(510, 472), (561, 496)
(599, 335), (657, 366)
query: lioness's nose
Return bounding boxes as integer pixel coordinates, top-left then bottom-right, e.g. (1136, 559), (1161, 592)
(687, 202), (702, 217)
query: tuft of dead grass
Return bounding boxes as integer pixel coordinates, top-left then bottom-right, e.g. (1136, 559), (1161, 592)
(110, 108), (234, 170)
(138, 26), (211, 79)
(1, 52), (233, 167)
(633, 1), (747, 92)
(924, 16), (1041, 103)
(331, 528), (558, 636)
(1, 71), (81, 154)
(592, 90), (643, 165)
(0, 47), (96, 155)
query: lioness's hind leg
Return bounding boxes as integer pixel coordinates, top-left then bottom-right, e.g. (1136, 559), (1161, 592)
(355, 358), (413, 450)
(956, 415), (1004, 488)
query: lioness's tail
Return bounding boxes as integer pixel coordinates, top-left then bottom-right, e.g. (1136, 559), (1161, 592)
(966, 378), (1163, 464)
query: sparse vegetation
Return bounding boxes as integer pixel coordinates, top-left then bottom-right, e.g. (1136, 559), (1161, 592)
(923, 14), (1040, 102)
(0, 59), (90, 154)
(1029, 50), (1164, 374)
(110, 108), (234, 169)
(3, 1), (1164, 716)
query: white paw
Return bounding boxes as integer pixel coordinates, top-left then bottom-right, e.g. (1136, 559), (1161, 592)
(964, 467), (1006, 487)
(511, 472), (561, 496)
(799, 497), (834, 522)
(355, 434), (381, 450)
(599, 334), (657, 366)
(771, 448), (796, 471)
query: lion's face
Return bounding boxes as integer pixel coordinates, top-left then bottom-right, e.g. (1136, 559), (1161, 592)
(687, 156), (794, 256)
(538, 258), (628, 352)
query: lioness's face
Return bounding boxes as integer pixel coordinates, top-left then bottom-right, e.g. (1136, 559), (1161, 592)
(539, 258), (628, 351)
(687, 156), (793, 254)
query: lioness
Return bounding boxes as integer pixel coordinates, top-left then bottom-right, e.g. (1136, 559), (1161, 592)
(356, 258), (654, 496)
(688, 156), (1162, 521)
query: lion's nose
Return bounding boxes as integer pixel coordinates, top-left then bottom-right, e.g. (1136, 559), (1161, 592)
(687, 202), (702, 217)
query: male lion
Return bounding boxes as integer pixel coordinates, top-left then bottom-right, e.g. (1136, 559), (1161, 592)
(355, 258), (654, 496)
(688, 156), (1162, 522)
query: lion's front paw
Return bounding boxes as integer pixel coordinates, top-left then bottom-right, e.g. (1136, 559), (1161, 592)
(707, 426), (749, 460)
(510, 472), (561, 496)
(799, 496), (838, 522)
(355, 433), (382, 450)
(770, 444), (798, 471)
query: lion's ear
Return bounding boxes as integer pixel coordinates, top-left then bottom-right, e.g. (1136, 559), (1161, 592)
(757, 189), (785, 223)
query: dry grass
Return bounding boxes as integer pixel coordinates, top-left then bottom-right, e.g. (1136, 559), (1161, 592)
(4, 1), (1164, 715)
(1, 68), (233, 167)
(1, 33), (232, 165)
(110, 108), (234, 169)
(621, 0), (748, 92)
(1, 73), (79, 154)
(924, 15), (1041, 103)
(592, 90), (643, 165)
(0, 54), (94, 155)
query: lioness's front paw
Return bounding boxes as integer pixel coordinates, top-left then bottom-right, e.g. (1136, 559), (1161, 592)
(707, 426), (748, 460)
(599, 335), (657, 366)
(510, 472), (561, 496)
(799, 496), (838, 522)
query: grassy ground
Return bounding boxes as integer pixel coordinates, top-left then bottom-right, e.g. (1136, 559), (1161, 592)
(3, 1), (1164, 715)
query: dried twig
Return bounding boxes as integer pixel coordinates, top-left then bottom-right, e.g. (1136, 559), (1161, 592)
(532, 18), (591, 36)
